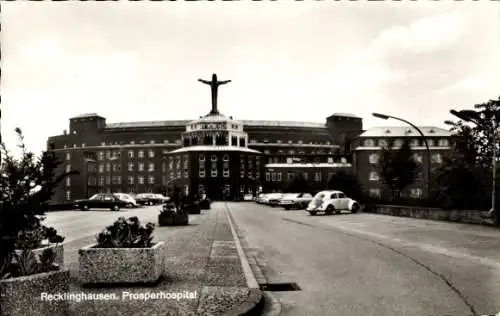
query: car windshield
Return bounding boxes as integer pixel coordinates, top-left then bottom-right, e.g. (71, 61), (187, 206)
(89, 194), (100, 200)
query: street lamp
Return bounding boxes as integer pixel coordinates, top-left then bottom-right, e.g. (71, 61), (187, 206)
(372, 113), (432, 199)
(450, 109), (497, 219)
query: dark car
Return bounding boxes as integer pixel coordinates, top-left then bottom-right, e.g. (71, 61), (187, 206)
(74, 193), (128, 211)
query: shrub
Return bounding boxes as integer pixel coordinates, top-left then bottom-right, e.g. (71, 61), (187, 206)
(95, 216), (155, 248)
(0, 128), (76, 280)
(160, 201), (181, 216)
(1, 248), (59, 279)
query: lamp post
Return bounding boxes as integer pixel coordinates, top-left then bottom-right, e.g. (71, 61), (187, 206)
(372, 113), (431, 199)
(450, 109), (498, 219)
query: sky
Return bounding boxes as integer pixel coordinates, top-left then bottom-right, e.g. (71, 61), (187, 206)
(2, 1), (500, 156)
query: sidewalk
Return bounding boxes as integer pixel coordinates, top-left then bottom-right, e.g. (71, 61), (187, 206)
(63, 203), (262, 315)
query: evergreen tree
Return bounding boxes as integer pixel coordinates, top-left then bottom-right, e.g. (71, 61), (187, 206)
(283, 173), (310, 193)
(0, 128), (78, 278)
(326, 170), (363, 200)
(378, 139), (419, 199)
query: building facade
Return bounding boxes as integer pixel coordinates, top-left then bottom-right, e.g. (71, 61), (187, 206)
(351, 126), (453, 199)
(47, 106), (363, 203)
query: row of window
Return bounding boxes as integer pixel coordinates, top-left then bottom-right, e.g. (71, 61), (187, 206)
(368, 188), (423, 199)
(97, 150), (156, 160)
(62, 139), (182, 149)
(262, 150), (334, 155)
(265, 171), (322, 182)
(102, 140), (181, 146)
(86, 175), (156, 185)
(368, 171), (424, 182)
(368, 153), (443, 164)
(250, 139), (331, 145)
(363, 138), (449, 148)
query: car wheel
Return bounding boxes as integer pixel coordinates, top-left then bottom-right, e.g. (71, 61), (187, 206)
(112, 205), (120, 212)
(127, 203), (134, 208)
(309, 211), (317, 216)
(325, 205), (335, 215)
(351, 203), (360, 213)
(81, 205), (89, 211)
(284, 206), (290, 210)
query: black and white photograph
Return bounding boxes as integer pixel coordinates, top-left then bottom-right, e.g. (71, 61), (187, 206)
(1, 1), (500, 315)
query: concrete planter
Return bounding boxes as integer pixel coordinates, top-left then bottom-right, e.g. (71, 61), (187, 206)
(0, 269), (70, 316)
(16, 243), (64, 268)
(78, 241), (165, 285)
(158, 213), (188, 226)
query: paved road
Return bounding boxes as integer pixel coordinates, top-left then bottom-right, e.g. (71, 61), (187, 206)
(227, 202), (500, 316)
(44, 206), (168, 244)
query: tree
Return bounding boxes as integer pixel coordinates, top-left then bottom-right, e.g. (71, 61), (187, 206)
(446, 97), (500, 167)
(283, 173), (310, 193)
(432, 97), (500, 211)
(378, 139), (419, 199)
(326, 170), (363, 200)
(0, 128), (78, 278)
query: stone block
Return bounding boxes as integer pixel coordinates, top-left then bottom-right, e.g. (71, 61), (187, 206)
(0, 269), (70, 316)
(78, 241), (165, 285)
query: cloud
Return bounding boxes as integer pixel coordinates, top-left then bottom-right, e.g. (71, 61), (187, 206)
(370, 11), (468, 58)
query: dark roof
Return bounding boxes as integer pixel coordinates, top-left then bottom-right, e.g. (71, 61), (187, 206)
(105, 119), (326, 129)
(358, 126), (451, 137)
(71, 113), (104, 119)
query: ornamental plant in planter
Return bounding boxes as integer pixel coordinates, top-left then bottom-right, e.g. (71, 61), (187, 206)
(15, 222), (65, 267)
(158, 201), (189, 226)
(0, 247), (70, 316)
(79, 216), (165, 285)
(0, 128), (75, 316)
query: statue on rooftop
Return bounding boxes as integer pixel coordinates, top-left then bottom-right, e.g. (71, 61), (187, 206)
(198, 73), (231, 115)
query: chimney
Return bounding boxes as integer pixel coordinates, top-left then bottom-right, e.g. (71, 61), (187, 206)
(63, 129), (67, 135)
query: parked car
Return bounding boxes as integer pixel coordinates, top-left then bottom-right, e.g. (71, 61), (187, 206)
(279, 193), (313, 210)
(243, 194), (254, 201)
(113, 193), (139, 208)
(153, 194), (170, 204)
(256, 193), (266, 204)
(267, 193), (283, 207)
(257, 193), (271, 204)
(74, 193), (128, 211)
(306, 190), (360, 216)
(134, 193), (165, 206)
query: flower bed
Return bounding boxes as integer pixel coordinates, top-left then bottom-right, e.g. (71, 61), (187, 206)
(78, 216), (165, 285)
(158, 201), (189, 226)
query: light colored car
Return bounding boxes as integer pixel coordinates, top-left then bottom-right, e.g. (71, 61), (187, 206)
(113, 193), (138, 208)
(257, 193), (268, 204)
(266, 193), (283, 207)
(306, 190), (360, 216)
(153, 194), (170, 203)
(243, 194), (254, 201)
(279, 193), (313, 210)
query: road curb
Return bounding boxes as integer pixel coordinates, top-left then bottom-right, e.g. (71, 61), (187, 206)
(223, 203), (265, 315)
(223, 288), (265, 316)
(261, 291), (282, 316)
